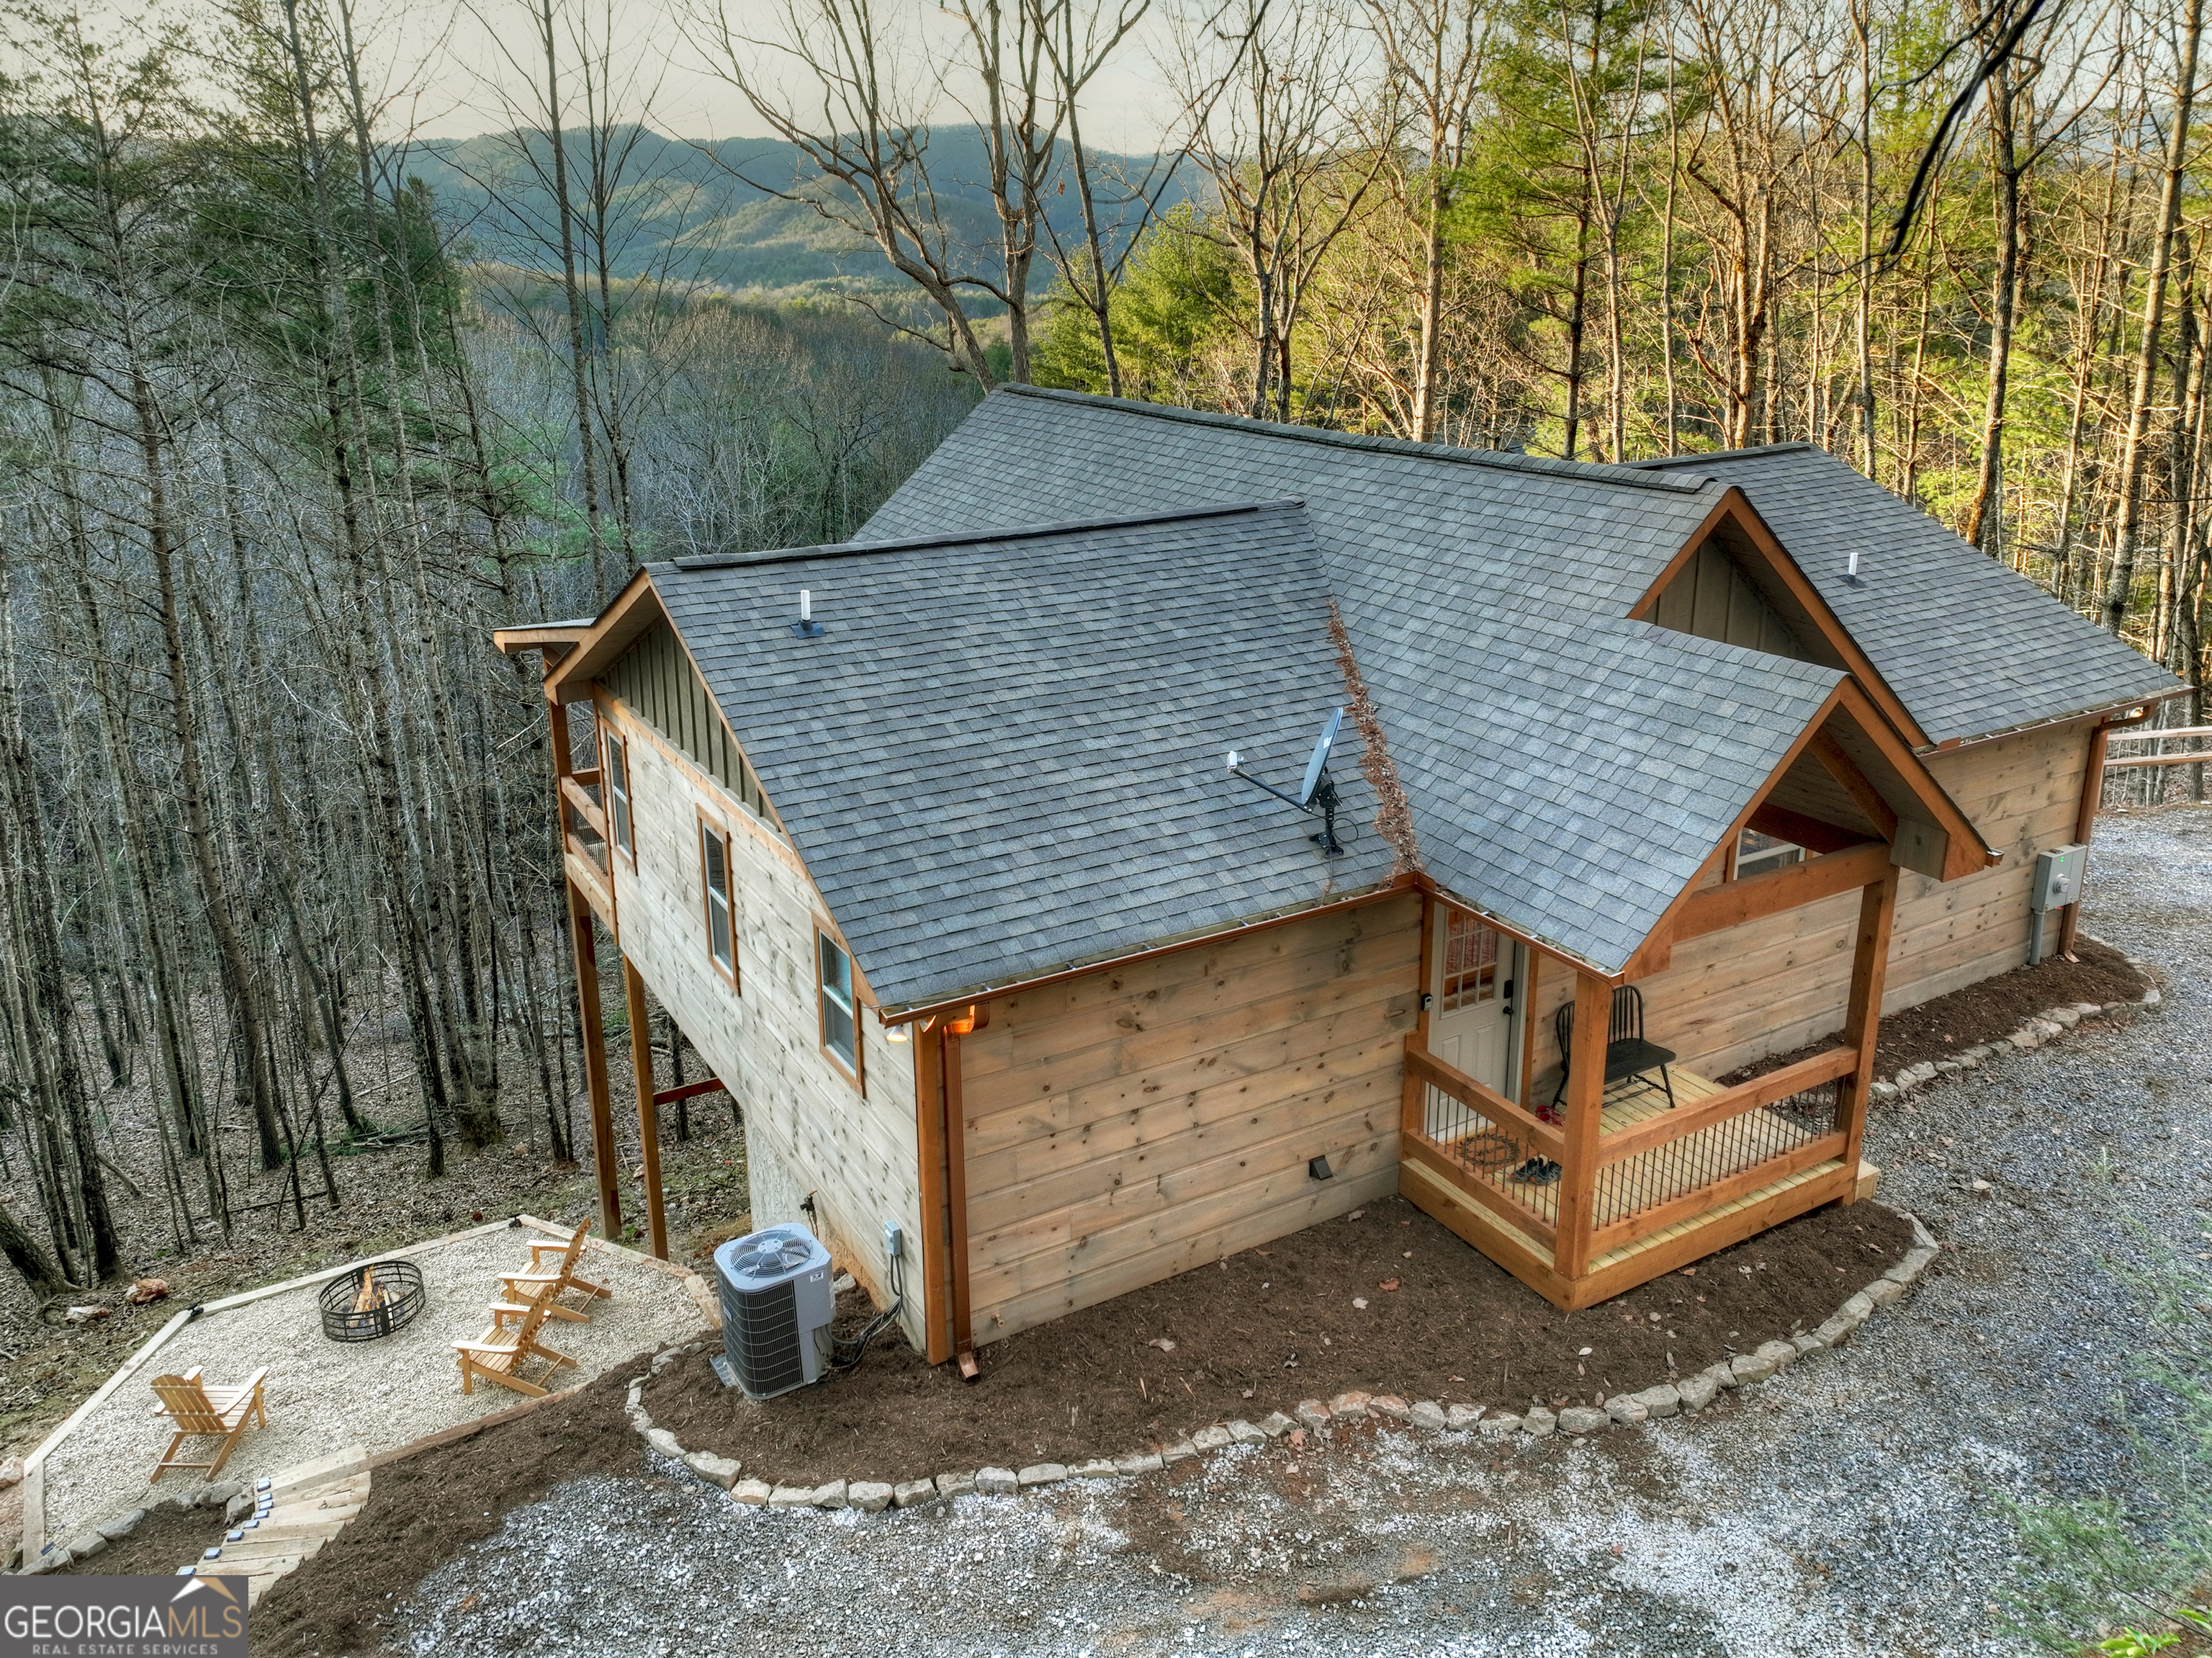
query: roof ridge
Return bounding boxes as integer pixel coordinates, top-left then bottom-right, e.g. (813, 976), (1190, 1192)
(661, 498), (1303, 572)
(1632, 441), (1821, 470)
(999, 386), (1714, 495)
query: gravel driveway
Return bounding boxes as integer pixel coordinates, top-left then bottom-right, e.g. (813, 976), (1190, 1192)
(392, 807), (2212, 1658)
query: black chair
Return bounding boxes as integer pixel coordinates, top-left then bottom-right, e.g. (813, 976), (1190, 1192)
(1552, 985), (1677, 1111)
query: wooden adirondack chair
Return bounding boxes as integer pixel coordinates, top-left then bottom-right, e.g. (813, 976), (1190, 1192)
(454, 1281), (575, 1397)
(495, 1219), (611, 1325)
(148, 1366), (269, 1483)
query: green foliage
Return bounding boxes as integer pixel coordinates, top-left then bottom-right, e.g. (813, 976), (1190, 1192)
(1032, 205), (1246, 403)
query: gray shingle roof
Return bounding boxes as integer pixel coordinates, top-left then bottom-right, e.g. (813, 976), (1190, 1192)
(647, 502), (1397, 1011)
(855, 388), (1850, 977)
(1630, 443), (2179, 743)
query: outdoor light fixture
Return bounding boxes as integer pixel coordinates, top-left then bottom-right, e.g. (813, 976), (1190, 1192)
(886, 1022), (911, 1044)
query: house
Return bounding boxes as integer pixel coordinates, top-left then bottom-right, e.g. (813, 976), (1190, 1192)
(495, 387), (2179, 1369)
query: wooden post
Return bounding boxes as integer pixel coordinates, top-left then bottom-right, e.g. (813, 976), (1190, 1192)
(914, 1026), (951, 1366)
(623, 959), (667, 1260)
(942, 1027), (976, 1374)
(1517, 949), (1542, 1107)
(1839, 865), (1901, 1198)
(1551, 971), (1612, 1281)
(567, 879), (621, 1240)
(2055, 719), (2115, 959)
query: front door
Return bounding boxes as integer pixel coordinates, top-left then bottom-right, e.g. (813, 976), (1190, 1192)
(1430, 904), (1519, 1097)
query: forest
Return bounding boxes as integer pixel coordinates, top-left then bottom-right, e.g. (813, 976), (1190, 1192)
(0, 0), (2200, 1384)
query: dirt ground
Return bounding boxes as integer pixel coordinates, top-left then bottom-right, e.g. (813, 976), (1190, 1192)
(642, 1195), (1912, 1487)
(49, 1496), (228, 1579)
(1722, 933), (2146, 1086)
(247, 1358), (655, 1658)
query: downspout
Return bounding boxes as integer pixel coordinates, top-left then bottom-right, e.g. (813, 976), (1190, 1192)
(2055, 704), (2154, 958)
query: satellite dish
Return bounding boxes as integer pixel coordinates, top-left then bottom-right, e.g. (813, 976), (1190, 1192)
(1298, 707), (1344, 807)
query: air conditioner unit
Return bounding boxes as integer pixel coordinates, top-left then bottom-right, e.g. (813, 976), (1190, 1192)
(712, 1224), (835, 1400)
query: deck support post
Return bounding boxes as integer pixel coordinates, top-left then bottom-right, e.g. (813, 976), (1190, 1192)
(1551, 971), (1612, 1281)
(914, 1026), (953, 1366)
(623, 959), (669, 1260)
(1839, 864), (1901, 1198)
(566, 879), (621, 1240)
(941, 1026), (977, 1374)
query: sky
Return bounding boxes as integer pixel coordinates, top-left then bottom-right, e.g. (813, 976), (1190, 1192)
(383, 0), (1184, 153)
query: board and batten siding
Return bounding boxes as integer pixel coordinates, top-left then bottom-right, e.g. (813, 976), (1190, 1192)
(593, 685), (925, 1352)
(603, 622), (773, 821)
(954, 891), (1422, 1347)
(1605, 716), (2093, 1082)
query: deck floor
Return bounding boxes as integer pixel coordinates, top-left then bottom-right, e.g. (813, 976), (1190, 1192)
(1427, 1063), (1835, 1232)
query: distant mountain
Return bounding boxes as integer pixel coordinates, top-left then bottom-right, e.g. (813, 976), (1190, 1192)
(391, 125), (1195, 304)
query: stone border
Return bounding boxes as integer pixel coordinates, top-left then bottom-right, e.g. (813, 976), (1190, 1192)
(621, 1213), (1942, 1511)
(1866, 944), (2160, 1107)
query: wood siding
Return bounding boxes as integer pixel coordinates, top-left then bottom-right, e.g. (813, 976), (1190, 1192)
(594, 687), (925, 1350)
(1650, 541), (1806, 660)
(1622, 717), (2090, 1080)
(956, 891), (1422, 1347)
(604, 622), (773, 823)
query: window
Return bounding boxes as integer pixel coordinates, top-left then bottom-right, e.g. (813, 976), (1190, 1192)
(700, 817), (735, 979)
(1441, 911), (1500, 1011)
(818, 929), (859, 1076)
(1735, 828), (1804, 879)
(603, 729), (634, 861)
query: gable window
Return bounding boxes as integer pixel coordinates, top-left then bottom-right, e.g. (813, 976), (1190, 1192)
(700, 817), (736, 981)
(1735, 828), (1804, 879)
(817, 929), (860, 1077)
(603, 729), (634, 861)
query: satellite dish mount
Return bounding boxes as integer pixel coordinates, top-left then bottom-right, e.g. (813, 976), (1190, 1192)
(1227, 707), (1346, 856)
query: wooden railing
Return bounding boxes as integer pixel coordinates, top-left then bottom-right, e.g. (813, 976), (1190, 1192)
(1400, 1047), (1565, 1251)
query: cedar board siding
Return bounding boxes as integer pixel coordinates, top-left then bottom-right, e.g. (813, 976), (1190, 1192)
(595, 690), (925, 1352)
(957, 891), (1422, 1347)
(1601, 717), (2091, 1082)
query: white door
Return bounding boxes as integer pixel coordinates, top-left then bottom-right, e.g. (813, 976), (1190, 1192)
(1430, 905), (1519, 1095)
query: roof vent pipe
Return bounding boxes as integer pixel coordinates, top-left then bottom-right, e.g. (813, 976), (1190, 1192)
(791, 588), (826, 638)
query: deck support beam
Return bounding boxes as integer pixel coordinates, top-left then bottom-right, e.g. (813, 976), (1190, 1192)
(624, 959), (670, 1260)
(566, 879), (621, 1241)
(1839, 864), (1900, 1198)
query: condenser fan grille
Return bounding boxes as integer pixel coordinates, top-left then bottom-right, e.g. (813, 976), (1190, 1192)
(734, 1238), (814, 1279)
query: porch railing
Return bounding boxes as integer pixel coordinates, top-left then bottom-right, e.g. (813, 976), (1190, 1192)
(1400, 1048), (1563, 1249)
(1587, 1046), (1855, 1258)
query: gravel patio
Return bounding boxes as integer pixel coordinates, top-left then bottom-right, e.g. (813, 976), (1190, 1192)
(36, 1218), (711, 1551)
(325, 805), (2209, 1658)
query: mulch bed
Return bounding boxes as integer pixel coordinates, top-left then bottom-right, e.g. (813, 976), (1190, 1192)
(1722, 934), (2148, 1086)
(246, 1357), (655, 1658)
(50, 1498), (226, 1579)
(642, 1194), (1912, 1488)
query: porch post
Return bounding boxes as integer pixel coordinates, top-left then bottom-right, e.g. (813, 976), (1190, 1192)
(1552, 970), (1613, 1281)
(567, 879), (623, 1240)
(623, 959), (669, 1260)
(1839, 864), (1902, 1198)
(914, 1026), (953, 1366)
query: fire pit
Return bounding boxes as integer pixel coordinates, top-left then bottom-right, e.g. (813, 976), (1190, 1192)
(318, 1259), (426, 1343)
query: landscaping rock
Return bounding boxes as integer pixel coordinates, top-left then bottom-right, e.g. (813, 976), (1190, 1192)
(1676, 1373), (1720, 1412)
(1477, 1413), (1521, 1436)
(1897, 1061), (1938, 1090)
(1226, 1420), (1267, 1446)
(1257, 1413), (1296, 1438)
(1792, 1332), (1826, 1357)
(1704, 1361), (1740, 1390)
(26, 1549), (70, 1574)
(1113, 1453), (1165, 1474)
(846, 1482), (894, 1514)
(729, 1479), (772, 1507)
(1161, 1440), (1198, 1464)
(1557, 1407), (1609, 1435)
(98, 1510), (146, 1543)
(935, 1472), (978, 1499)
(1329, 1391), (1372, 1420)
(1445, 1404), (1483, 1431)
(2007, 1026), (2043, 1051)
(1190, 1425), (1233, 1452)
(768, 1486), (815, 1510)
(1813, 1314), (1856, 1348)
(1961, 1044), (1995, 1062)
(2044, 1005), (2082, 1029)
(65, 1531), (106, 1561)
(1017, 1464), (1066, 1488)
(1730, 1352), (1778, 1384)
(1294, 1400), (1332, 1433)
(1841, 1291), (1876, 1322)
(892, 1480), (938, 1509)
(1755, 1339), (1798, 1371)
(1886, 1246), (1937, 1284)
(0, 1458), (22, 1491)
(685, 1452), (742, 1489)
(1522, 1406), (1557, 1438)
(2144, 985), (2162, 1005)
(1866, 1276), (1905, 1306)
(1604, 1394), (1650, 1427)
(1635, 1384), (1681, 1419)
(2030, 1018), (2064, 1042)
(809, 1479), (848, 1510)
(1869, 1080), (1899, 1104)
(1369, 1394), (1413, 1422)
(975, 1468), (1019, 1495)
(646, 1428), (684, 1461)
(1408, 1401), (1448, 1431)
(1072, 1458), (1122, 1476)
(225, 1493), (253, 1525)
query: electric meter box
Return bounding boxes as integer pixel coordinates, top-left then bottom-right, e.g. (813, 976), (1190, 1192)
(2031, 843), (2087, 913)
